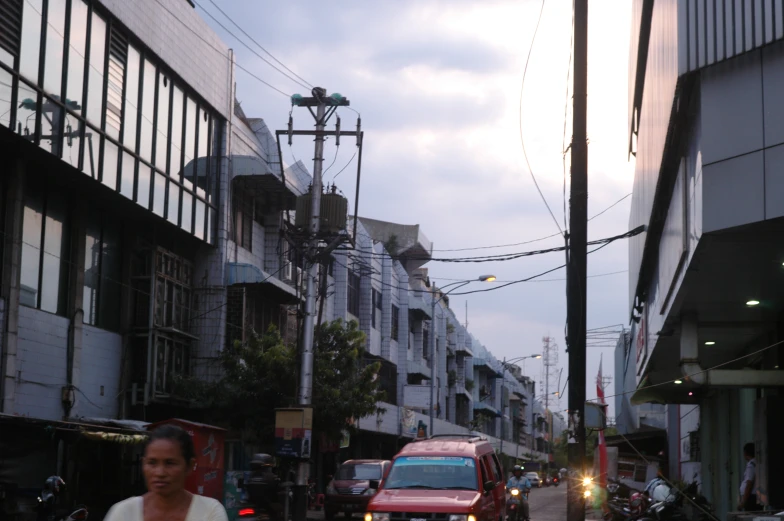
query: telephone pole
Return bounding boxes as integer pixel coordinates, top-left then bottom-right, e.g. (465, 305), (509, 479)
(291, 86), (350, 521)
(567, 1), (588, 521)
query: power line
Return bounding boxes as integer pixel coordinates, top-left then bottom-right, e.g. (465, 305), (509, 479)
(149, 0), (291, 98)
(201, 0), (314, 89)
(194, 0), (311, 90)
(519, 0), (563, 236)
(430, 192), (633, 252)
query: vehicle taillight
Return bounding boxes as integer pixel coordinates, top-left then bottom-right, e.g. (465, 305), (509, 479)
(72, 510), (88, 520)
(239, 508), (256, 517)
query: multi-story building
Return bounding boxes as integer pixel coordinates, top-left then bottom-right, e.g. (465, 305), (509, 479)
(0, 0), (547, 515)
(614, 329), (666, 434)
(626, 1), (784, 516)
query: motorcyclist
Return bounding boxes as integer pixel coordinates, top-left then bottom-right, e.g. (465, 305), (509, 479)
(506, 466), (532, 521)
(245, 454), (281, 519)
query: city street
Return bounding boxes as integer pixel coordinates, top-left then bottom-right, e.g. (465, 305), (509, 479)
(528, 485), (567, 521)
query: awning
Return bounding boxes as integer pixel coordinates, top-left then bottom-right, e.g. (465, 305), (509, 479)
(81, 432), (148, 444)
(225, 263), (300, 304)
(231, 169), (295, 211)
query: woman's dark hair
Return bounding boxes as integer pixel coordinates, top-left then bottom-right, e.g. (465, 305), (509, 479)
(145, 424), (196, 462)
(744, 442), (755, 458)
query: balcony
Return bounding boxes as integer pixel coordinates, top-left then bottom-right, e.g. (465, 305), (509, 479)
(455, 384), (472, 401)
(408, 292), (432, 320)
(455, 342), (474, 357)
(407, 359), (431, 379)
(473, 401), (499, 417)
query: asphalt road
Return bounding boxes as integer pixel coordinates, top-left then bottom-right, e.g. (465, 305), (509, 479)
(528, 484), (567, 521)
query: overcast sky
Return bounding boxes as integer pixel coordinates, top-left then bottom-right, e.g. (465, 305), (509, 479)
(199, 0), (635, 418)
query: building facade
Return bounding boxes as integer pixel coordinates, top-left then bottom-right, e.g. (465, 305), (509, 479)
(627, 1), (784, 516)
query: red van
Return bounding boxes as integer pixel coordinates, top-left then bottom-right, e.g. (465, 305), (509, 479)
(364, 435), (506, 521)
(325, 459), (391, 520)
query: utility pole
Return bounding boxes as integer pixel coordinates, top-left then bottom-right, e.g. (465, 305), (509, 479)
(567, 1), (588, 521)
(292, 86), (349, 521)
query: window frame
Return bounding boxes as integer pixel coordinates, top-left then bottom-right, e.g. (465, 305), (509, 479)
(391, 304), (399, 341)
(347, 269), (360, 317)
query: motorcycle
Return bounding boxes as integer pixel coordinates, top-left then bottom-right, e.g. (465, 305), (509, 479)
(552, 476), (560, 487)
(506, 487), (528, 521)
(35, 476), (88, 521)
(604, 491), (649, 521)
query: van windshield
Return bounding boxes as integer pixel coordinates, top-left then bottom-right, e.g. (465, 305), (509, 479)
(336, 464), (382, 480)
(384, 456), (478, 491)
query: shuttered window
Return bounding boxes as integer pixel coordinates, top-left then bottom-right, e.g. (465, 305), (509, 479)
(0, 0), (22, 65)
(106, 29), (127, 139)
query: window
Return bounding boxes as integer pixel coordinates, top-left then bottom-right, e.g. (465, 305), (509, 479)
(169, 86), (183, 176)
(83, 211), (122, 330)
(20, 186), (70, 314)
(491, 453), (503, 483)
(19, 0), (41, 82)
(85, 12), (106, 128)
(154, 335), (189, 395)
(371, 288), (381, 330)
(391, 304), (399, 341)
(106, 28), (126, 140)
(154, 71), (170, 170)
(0, 0), (22, 68)
(347, 270), (360, 317)
(233, 186), (253, 250)
(153, 249), (193, 331)
(43, 0), (65, 96)
(139, 59), (156, 162)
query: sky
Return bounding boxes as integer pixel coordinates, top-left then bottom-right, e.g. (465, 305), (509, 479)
(198, 0), (635, 418)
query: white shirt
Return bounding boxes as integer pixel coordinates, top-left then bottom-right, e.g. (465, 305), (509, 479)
(104, 495), (229, 521)
(739, 459), (756, 497)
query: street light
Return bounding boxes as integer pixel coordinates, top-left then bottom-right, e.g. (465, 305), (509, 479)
(429, 275), (496, 435)
(498, 354), (542, 457)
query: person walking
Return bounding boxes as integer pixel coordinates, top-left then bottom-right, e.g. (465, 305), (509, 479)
(105, 424), (229, 521)
(738, 442), (761, 512)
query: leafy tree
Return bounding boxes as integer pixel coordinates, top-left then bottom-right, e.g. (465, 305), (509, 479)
(174, 319), (385, 444)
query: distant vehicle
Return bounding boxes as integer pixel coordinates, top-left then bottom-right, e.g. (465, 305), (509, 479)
(365, 434), (507, 520)
(525, 472), (541, 488)
(325, 459), (390, 521)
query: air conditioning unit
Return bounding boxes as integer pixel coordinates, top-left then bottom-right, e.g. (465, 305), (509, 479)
(283, 261), (293, 282)
(296, 267), (303, 291)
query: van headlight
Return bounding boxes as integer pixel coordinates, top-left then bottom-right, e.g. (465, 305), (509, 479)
(448, 516), (477, 521)
(366, 514), (389, 521)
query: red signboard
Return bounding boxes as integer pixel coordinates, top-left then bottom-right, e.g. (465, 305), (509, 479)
(147, 419), (226, 501)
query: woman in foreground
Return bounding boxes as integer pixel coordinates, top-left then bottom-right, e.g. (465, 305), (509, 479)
(105, 424), (229, 521)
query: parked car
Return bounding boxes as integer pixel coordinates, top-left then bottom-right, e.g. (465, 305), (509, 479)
(525, 472), (541, 488)
(325, 459), (390, 521)
(365, 434), (507, 521)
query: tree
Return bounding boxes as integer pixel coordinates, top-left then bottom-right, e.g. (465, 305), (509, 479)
(175, 319), (386, 444)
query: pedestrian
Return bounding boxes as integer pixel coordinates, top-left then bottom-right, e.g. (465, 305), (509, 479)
(104, 424), (229, 521)
(738, 442), (761, 512)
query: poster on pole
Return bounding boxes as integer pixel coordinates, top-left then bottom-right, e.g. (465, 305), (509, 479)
(401, 408), (417, 437)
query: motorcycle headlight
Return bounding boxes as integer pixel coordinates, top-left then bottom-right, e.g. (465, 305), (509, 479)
(447, 516), (477, 521)
(365, 514), (389, 521)
(511, 489), (520, 496)
(582, 477), (593, 487)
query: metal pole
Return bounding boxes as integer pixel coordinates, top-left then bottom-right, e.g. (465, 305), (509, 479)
(500, 358), (506, 457)
(429, 288), (437, 435)
(567, 1), (588, 520)
(297, 87), (327, 515)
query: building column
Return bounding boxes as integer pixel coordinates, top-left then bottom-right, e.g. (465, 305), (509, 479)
(437, 311), (447, 419)
(0, 157), (25, 414)
(396, 266), (409, 408)
(65, 207), (87, 419)
(380, 253), (392, 361)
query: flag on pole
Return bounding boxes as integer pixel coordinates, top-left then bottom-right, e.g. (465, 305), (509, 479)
(597, 355), (609, 513)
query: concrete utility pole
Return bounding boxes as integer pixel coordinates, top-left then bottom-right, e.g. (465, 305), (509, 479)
(567, 1), (588, 520)
(291, 86), (349, 521)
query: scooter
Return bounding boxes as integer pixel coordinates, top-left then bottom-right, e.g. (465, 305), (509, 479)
(35, 476), (88, 521)
(552, 476), (560, 487)
(506, 487), (529, 521)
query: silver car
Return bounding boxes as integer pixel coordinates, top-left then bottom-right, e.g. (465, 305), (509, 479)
(525, 472), (541, 488)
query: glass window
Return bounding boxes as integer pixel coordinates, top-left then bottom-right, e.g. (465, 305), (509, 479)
(65, 0), (88, 116)
(181, 190), (193, 234)
(196, 107), (209, 196)
(154, 72), (169, 170)
(137, 162), (151, 209)
(348, 270), (360, 316)
(63, 114), (83, 170)
(82, 125), (99, 177)
(385, 457), (478, 491)
(183, 97), (197, 183)
(85, 12), (106, 128)
(120, 150), (134, 198)
(105, 32), (126, 140)
(194, 199), (205, 240)
(20, 189), (44, 308)
(19, 0), (42, 82)
(44, 0), (66, 95)
(167, 182), (179, 225)
(152, 172), (165, 216)
(391, 304), (399, 341)
(40, 96), (62, 156)
(169, 86), (183, 177)
(83, 211), (122, 330)
(123, 45), (140, 151)
(139, 59), (155, 161)
(102, 139), (118, 190)
(208, 208), (215, 244)
(16, 81), (37, 141)
(0, 69), (11, 128)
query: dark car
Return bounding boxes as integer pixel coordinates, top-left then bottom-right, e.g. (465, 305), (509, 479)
(325, 459), (391, 520)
